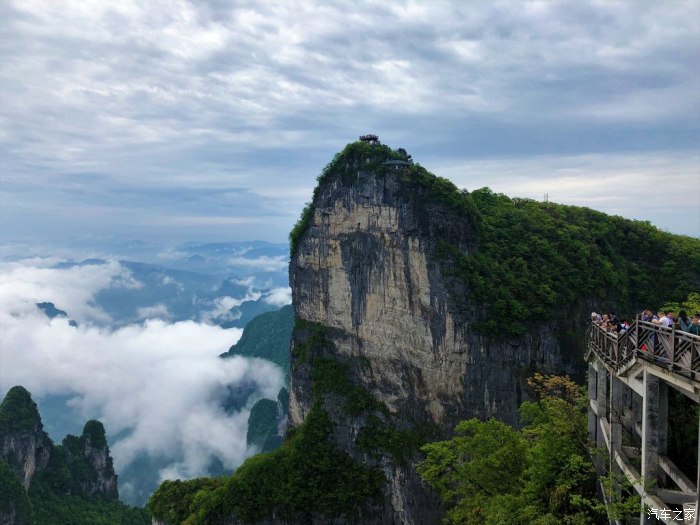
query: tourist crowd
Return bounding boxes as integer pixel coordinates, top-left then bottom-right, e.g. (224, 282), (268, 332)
(590, 309), (700, 336)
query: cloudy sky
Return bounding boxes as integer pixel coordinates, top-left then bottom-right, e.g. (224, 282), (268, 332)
(1, 0), (699, 246)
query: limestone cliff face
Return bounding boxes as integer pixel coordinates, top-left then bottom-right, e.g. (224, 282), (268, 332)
(288, 145), (582, 523)
(0, 386), (52, 489)
(1, 425), (52, 490)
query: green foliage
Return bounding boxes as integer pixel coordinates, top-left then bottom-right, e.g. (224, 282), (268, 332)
(0, 457), (33, 525)
(289, 201), (315, 257)
(221, 304), (294, 383)
(36, 444), (72, 495)
(417, 418), (528, 524)
(28, 478), (150, 525)
(356, 415), (434, 466)
(438, 188), (700, 337)
(662, 291), (700, 316)
(0, 386), (42, 436)
(148, 478), (225, 525)
(81, 420), (108, 448)
(311, 358), (380, 415)
(246, 398), (281, 452)
(291, 317), (330, 362)
(26, 434), (148, 525)
(151, 404), (384, 524)
(288, 141), (408, 256)
(417, 375), (638, 524)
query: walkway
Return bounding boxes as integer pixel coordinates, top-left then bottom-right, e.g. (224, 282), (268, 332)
(586, 319), (700, 524)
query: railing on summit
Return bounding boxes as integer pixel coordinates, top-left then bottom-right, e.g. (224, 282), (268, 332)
(587, 316), (700, 377)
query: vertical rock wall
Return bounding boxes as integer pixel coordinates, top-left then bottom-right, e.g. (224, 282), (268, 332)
(289, 161), (581, 523)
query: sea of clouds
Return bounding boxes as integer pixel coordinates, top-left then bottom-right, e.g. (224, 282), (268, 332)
(0, 256), (284, 503)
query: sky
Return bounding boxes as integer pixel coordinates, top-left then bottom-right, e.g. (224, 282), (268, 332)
(1, 0), (699, 247)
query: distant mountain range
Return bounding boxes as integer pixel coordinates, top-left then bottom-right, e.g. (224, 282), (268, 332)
(45, 240), (290, 329)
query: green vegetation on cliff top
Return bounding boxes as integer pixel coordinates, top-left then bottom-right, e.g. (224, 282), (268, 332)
(291, 141), (700, 337)
(80, 420), (108, 448)
(0, 386), (42, 435)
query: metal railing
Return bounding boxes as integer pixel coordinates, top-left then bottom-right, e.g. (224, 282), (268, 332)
(587, 318), (700, 376)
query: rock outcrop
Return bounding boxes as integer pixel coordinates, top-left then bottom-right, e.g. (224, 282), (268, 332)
(288, 143), (585, 523)
(62, 420), (119, 498)
(0, 386), (52, 489)
(0, 386), (119, 500)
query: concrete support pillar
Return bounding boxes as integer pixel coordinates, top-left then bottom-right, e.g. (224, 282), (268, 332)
(641, 371), (668, 524)
(610, 376), (625, 503)
(588, 363), (598, 444)
(596, 360), (608, 451)
(610, 376), (624, 454)
(621, 386), (635, 446)
(641, 372), (662, 484)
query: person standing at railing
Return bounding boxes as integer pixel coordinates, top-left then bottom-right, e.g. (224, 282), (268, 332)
(619, 320), (630, 334)
(678, 310), (691, 332)
(689, 314), (700, 336)
(666, 310), (676, 325)
(652, 310), (672, 327)
(641, 309), (656, 322)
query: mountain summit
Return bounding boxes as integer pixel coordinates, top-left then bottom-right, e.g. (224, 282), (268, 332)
(150, 140), (700, 524)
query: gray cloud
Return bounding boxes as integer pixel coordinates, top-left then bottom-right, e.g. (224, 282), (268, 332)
(1, 0), (698, 243)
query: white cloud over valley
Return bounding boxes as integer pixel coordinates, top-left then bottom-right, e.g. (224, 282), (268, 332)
(0, 259), (285, 496)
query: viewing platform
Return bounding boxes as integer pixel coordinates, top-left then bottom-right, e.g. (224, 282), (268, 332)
(586, 319), (700, 524)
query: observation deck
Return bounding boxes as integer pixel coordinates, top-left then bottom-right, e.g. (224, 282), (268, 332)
(586, 319), (700, 524)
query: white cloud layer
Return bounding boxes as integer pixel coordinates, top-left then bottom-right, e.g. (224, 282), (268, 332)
(0, 260), (284, 491)
(228, 255), (288, 272)
(264, 287), (292, 308)
(0, 259), (138, 325)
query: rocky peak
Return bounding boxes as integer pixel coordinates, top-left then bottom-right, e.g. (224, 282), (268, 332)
(62, 420), (119, 498)
(0, 386), (51, 489)
(0, 387), (119, 501)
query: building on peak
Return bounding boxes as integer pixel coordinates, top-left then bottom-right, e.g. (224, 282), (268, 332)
(359, 134), (380, 145)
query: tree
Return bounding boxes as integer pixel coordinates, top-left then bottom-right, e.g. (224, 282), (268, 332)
(417, 375), (638, 524)
(417, 418), (527, 524)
